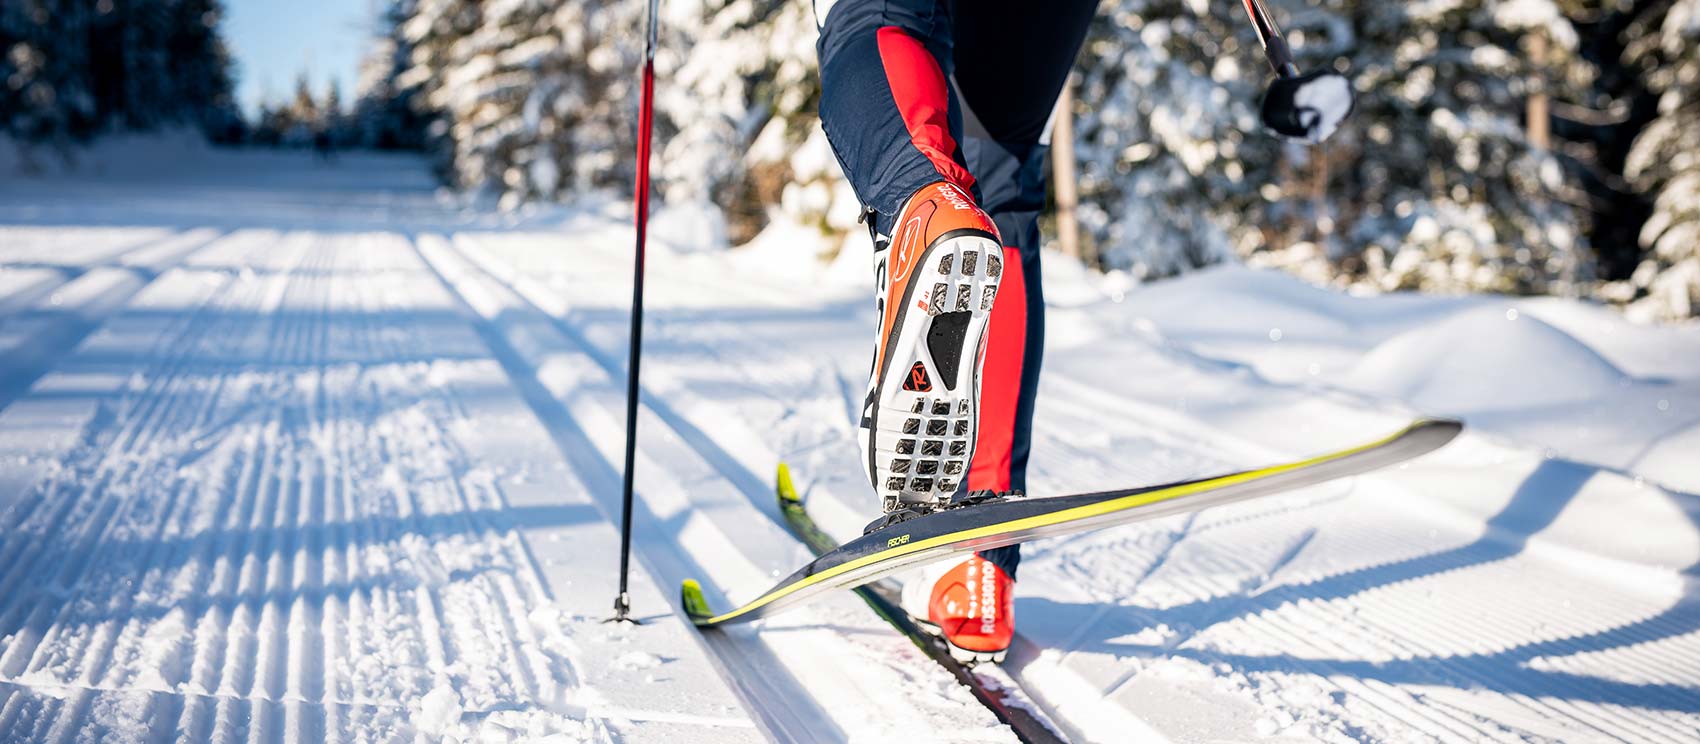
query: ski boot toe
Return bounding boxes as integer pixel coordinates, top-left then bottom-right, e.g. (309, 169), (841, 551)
(900, 552), (1015, 665)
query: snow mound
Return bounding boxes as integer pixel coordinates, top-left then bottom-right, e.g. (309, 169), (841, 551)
(1130, 266), (1358, 337)
(1338, 305), (1629, 412)
(649, 200), (729, 253)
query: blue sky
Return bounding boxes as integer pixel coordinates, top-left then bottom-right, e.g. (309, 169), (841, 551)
(224, 0), (381, 117)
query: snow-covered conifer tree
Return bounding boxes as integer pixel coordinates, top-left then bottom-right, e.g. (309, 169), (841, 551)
(1069, 0), (1276, 279)
(1614, 0), (1700, 319)
(0, 0), (235, 149)
(354, 0), (427, 150)
(1331, 0), (1597, 294)
(1069, 0), (1599, 295)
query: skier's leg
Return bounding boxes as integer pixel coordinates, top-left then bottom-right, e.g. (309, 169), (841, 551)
(954, 0), (1101, 581)
(815, 0), (975, 235)
(818, 0), (1092, 665)
(817, 0), (1009, 512)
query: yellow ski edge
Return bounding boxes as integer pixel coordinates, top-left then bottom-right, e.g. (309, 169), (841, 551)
(681, 579), (714, 625)
(691, 418), (1456, 627)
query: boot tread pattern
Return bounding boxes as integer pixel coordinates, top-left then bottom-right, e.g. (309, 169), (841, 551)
(873, 233), (1002, 508)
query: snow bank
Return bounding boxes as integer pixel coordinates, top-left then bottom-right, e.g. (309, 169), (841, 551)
(1339, 305), (1628, 411)
(1103, 264), (1700, 491)
(648, 200), (730, 253)
(1, 130), (212, 178)
(2, 132), (439, 194)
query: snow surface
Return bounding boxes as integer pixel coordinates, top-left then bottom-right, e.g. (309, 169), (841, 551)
(2, 145), (1699, 742)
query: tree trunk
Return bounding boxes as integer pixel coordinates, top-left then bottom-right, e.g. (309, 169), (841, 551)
(1528, 31), (1550, 150)
(1051, 78), (1081, 260)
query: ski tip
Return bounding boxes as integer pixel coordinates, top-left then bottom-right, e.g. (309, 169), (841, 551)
(1408, 417), (1465, 447)
(776, 462), (801, 506)
(680, 579), (714, 624)
(1421, 417), (1465, 434)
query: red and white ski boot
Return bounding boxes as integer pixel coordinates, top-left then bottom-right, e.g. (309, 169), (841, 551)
(859, 180), (1003, 513)
(901, 552), (1015, 664)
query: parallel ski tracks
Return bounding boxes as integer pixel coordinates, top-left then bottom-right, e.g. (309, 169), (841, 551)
(0, 232), (613, 741)
(0, 231), (290, 736)
(0, 227), (166, 317)
(0, 226), (224, 417)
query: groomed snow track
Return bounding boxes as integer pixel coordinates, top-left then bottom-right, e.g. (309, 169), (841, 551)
(2, 148), (1698, 742)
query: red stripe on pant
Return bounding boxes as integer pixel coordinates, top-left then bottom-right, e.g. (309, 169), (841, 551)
(875, 26), (976, 191)
(969, 246), (1025, 492)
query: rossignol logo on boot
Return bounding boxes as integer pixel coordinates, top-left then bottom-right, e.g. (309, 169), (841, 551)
(978, 561), (997, 634)
(939, 182), (973, 212)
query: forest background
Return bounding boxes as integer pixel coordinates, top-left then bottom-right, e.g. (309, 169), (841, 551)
(4, 0), (1697, 320)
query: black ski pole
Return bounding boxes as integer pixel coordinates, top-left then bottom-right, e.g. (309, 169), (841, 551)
(611, 0), (661, 625)
(1241, 0), (1299, 78)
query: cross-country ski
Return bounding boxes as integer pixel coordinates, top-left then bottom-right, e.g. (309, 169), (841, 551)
(683, 419), (1460, 631)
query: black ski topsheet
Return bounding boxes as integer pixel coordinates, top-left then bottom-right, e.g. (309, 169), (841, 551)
(682, 418), (1461, 628)
(773, 466), (1066, 744)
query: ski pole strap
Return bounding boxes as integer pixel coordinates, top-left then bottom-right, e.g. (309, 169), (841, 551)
(1241, 0), (1299, 78)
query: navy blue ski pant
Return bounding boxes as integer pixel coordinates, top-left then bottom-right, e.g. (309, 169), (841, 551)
(815, 0), (1099, 578)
